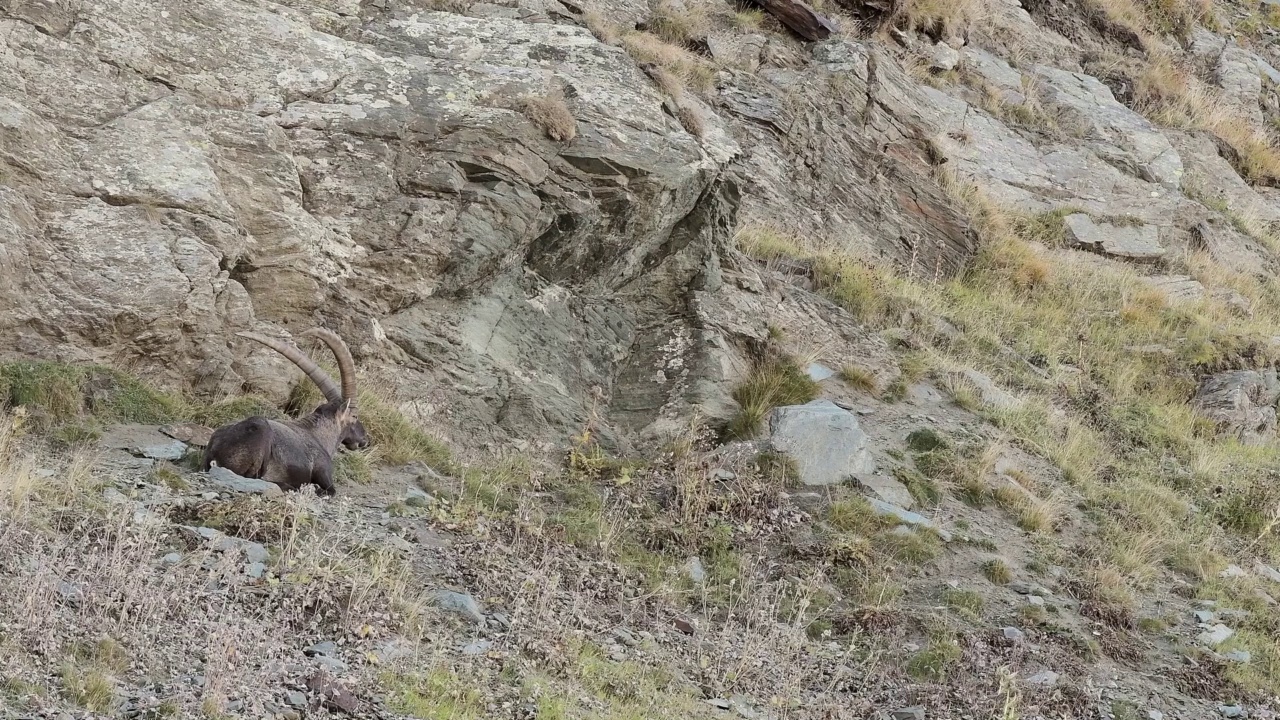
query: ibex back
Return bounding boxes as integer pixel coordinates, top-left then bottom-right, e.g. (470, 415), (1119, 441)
(202, 328), (369, 496)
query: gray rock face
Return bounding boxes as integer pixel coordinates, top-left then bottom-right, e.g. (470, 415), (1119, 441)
(1063, 214), (1165, 260)
(1193, 370), (1280, 444)
(1032, 66), (1183, 189)
(99, 425), (190, 461)
(768, 400), (874, 486)
(0, 0), (1004, 460)
(1217, 46), (1265, 126)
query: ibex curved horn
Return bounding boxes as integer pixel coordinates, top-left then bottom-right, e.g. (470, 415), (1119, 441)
(301, 328), (357, 406)
(236, 331), (342, 403)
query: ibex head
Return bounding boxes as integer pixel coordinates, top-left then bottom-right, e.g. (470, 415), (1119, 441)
(236, 327), (370, 450)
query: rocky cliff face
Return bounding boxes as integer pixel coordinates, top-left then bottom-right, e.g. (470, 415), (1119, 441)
(0, 0), (974, 453)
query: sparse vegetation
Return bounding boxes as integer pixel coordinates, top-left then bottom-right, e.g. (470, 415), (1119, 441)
(725, 356), (820, 439)
(983, 557), (1013, 584)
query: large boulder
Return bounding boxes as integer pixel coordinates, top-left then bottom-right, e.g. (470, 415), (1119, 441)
(768, 399), (875, 486)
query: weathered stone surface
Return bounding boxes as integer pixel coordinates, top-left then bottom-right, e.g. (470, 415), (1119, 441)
(1198, 623), (1235, 647)
(206, 466), (284, 496)
(853, 474), (916, 509)
(768, 399), (874, 486)
(433, 589), (486, 624)
(1193, 370), (1280, 444)
(99, 425), (189, 461)
(930, 42), (960, 72)
(962, 48), (1026, 104)
(1063, 214), (1165, 260)
(1032, 66), (1183, 189)
(1217, 46), (1265, 126)
(1141, 275), (1206, 305)
(919, 88), (1182, 225)
(947, 369), (1019, 410)
(723, 40), (978, 281)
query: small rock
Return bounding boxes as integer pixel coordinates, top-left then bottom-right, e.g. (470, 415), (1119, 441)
(405, 486), (434, 508)
(461, 639), (492, 656)
(316, 656), (349, 673)
(1195, 610), (1217, 623)
(1001, 627), (1025, 643)
(1255, 561), (1280, 584)
(1148, 711), (1164, 720)
(433, 589), (485, 624)
(1026, 669), (1059, 686)
(866, 498), (952, 542)
(1009, 581), (1034, 595)
(56, 580), (84, 606)
(1226, 649), (1253, 663)
(707, 698), (732, 710)
(1025, 595), (1046, 607)
(930, 41), (960, 72)
(307, 671), (359, 714)
(615, 627), (638, 647)
(1199, 624), (1235, 647)
(103, 487), (130, 504)
(685, 556), (708, 584)
(224, 700), (244, 713)
(729, 694), (758, 719)
(673, 617), (696, 635)
(710, 468), (737, 481)
(892, 707), (926, 720)
(136, 440), (189, 461)
(373, 637), (413, 664)
(1219, 705), (1246, 718)
(161, 552), (182, 566)
(286, 691), (306, 708)
(306, 641), (338, 658)
(806, 362), (835, 382)
(1221, 565), (1248, 578)
(245, 562), (266, 579)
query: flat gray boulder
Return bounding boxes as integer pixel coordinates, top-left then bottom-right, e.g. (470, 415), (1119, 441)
(206, 465), (283, 496)
(768, 399), (874, 486)
(1064, 214), (1165, 261)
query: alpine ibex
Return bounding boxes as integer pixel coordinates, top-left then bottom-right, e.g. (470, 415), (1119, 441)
(202, 328), (370, 496)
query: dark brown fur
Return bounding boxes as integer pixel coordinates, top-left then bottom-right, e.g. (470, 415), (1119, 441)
(202, 329), (369, 496)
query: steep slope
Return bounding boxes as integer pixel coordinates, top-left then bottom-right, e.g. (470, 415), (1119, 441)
(7, 0), (1280, 717)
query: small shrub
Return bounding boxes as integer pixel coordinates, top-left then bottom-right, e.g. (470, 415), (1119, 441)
(620, 32), (714, 94)
(150, 462), (190, 491)
(648, 0), (710, 46)
(983, 558), (1014, 585)
(883, 527), (943, 564)
(522, 94), (577, 142)
(829, 497), (891, 535)
(906, 633), (962, 680)
(334, 449), (375, 485)
(59, 663), (114, 713)
(942, 588), (985, 619)
(838, 365), (877, 393)
(894, 466), (941, 507)
(906, 427), (951, 453)
(725, 358), (820, 439)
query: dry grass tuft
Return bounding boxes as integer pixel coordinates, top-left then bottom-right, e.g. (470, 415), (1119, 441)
(1135, 53), (1280, 185)
(583, 9), (620, 44)
(726, 357), (820, 439)
(674, 103), (706, 137)
(648, 0), (710, 46)
(621, 32), (715, 95)
(900, 0), (990, 37)
(522, 94), (578, 142)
